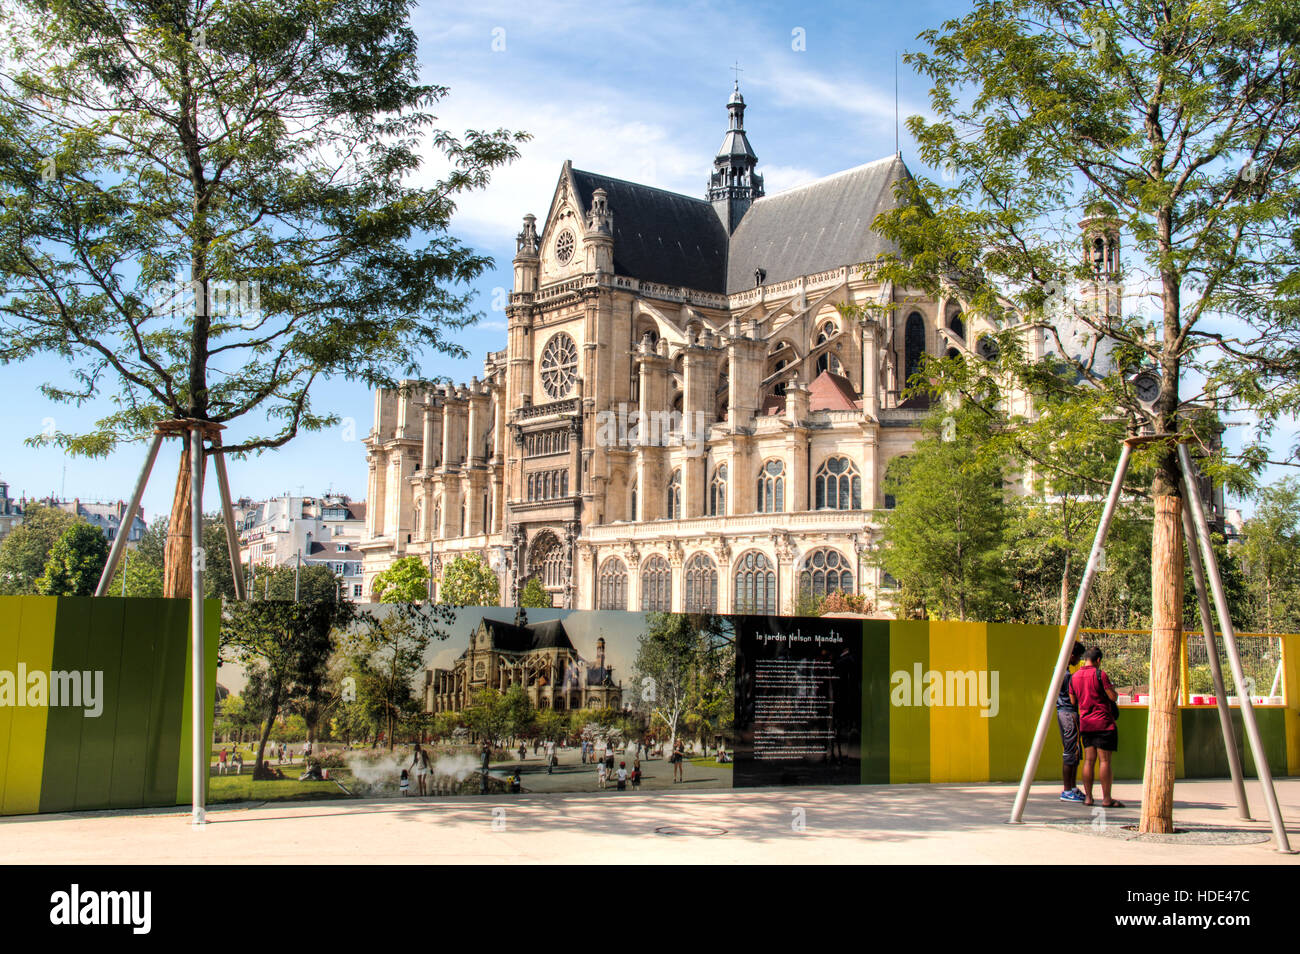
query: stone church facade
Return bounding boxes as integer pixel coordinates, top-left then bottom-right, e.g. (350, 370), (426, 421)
(360, 85), (1082, 613)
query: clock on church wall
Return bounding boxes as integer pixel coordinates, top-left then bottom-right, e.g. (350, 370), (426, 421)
(540, 332), (578, 399)
(554, 228), (576, 265)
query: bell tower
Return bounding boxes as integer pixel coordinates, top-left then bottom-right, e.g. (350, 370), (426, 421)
(707, 81), (764, 234)
(1079, 201), (1121, 323)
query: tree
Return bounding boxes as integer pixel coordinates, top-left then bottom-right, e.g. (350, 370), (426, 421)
(463, 687), (512, 746)
(35, 521), (109, 596)
(223, 595), (355, 777)
(372, 555), (430, 604)
(518, 577), (552, 609)
(0, 503), (78, 594)
(632, 613), (732, 753)
(343, 603), (452, 750)
(0, 0), (527, 598)
(1239, 478), (1300, 633)
(437, 554), (500, 607)
(871, 0), (1300, 834)
(249, 562), (340, 603)
(877, 406), (1010, 621)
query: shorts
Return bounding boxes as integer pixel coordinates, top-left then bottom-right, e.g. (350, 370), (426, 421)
(1056, 709), (1080, 767)
(1081, 729), (1118, 752)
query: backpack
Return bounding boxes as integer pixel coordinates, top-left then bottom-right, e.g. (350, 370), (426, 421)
(1097, 668), (1120, 723)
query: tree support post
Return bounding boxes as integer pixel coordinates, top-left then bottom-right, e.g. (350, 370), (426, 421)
(1179, 444), (1291, 853)
(1179, 503), (1250, 820)
(189, 422), (206, 828)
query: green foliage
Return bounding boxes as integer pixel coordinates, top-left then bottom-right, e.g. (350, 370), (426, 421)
(223, 594), (356, 776)
(0, 0), (527, 459)
(857, 0), (1300, 495)
(107, 517), (238, 598)
(632, 613), (734, 749)
(0, 504), (79, 594)
(341, 603), (453, 750)
(1238, 478), (1300, 633)
(34, 521), (108, 596)
(372, 555), (430, 604)
(437, 554), (500, 607)
(877, 406), (1011, 621)
(250, 562), (341, 603)
(518, 576), (552, 608)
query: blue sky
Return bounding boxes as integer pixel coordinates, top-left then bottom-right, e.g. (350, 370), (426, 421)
(0, 0), (1291, 520)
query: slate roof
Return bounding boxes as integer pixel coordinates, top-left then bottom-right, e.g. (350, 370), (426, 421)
(570, 168), (729, 294)
(726, 156), (910, 293)
(478, 617), (576, 654)
(560, 155), (910, 297)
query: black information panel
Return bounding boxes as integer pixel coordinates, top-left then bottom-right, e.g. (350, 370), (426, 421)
(733, 615), (861, 787)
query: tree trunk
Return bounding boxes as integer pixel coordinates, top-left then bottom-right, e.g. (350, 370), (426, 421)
(163, 434), (193, 598)
(1140, 493), (1184, 833)
(253, 696), (280, 780)
(1059, 551), (1071, 626)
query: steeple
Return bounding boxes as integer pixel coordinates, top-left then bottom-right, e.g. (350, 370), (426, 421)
(708, 81), (763, 233)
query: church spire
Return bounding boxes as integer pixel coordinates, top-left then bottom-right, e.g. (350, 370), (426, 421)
(708, 78), (763, 234)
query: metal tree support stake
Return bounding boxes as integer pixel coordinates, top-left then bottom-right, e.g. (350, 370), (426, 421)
(1178, 444), (1291, 853)
(1179, 502), (1250, 820)
(190, 424), (206, 829)
(1010, 438), (1136, 824)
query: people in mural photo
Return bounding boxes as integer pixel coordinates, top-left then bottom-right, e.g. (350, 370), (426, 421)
(410, 743), (431, 796)
(1057, 642), (1086, 803)
(1070, 647), (1124, 808)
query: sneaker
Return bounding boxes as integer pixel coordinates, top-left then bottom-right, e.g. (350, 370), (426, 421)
(1060, 789), (1085, 802)
(1070, 787), (1086, 799)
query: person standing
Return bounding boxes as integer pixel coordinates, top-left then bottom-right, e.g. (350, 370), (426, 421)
(410, 743), (430, 796)
(1070, 647), (1124, 808)
(671, 738), (685, 783)
(1057, 642), (1086, 802)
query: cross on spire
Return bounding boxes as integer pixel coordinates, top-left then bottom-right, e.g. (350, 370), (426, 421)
(730, 60), (743, 87)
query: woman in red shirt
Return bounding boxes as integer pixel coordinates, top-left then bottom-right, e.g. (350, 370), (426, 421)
(1069, 647), (1124, 808)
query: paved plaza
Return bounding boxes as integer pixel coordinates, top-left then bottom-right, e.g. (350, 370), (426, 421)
(3, 778), (1298, 864)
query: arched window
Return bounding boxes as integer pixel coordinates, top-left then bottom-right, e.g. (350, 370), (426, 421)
(630, 480), (638, 521)
(683, 552), (717, 613)
(757, 459), (784, 513)
(815, 456), (862, 510)
(948, 314), (964, 341)
(799, 548), (855, 599)
(597, 557), (627, 610)
(733, 550), (776, 614)
(904, 311), (926, 385)
(709, 464), (728, 516)
(531, 532), (565, 591)
(667, 468), (682, 519)
(640, 555), (672, 612)
(816, 352), (844, 375)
